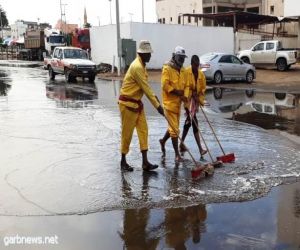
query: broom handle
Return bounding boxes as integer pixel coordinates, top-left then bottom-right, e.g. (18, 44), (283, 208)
(199, 105), (226, 155)
(164, 114), (198, 166)
(191, 115), (214, 162)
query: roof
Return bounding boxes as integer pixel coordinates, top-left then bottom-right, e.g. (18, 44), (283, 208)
(182, 11), (298, 27)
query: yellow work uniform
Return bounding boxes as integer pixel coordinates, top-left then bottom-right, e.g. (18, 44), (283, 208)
(184, 66), (206, 110)
(161, 64), (186, 137)
(119, 55), (160, 154)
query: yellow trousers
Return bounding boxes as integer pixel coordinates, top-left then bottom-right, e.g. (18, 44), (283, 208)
(165, 109), (181, 138)
(119, 104), (148, 154)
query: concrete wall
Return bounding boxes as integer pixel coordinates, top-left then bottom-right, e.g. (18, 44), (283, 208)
(284, 0), (300, 17)
(91, 22), (234, 69)
(236, 32), (261, 52)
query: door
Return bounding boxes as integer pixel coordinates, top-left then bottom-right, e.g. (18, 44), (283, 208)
(230, 55), (246, 80)
(218, 55), (233, 80)
(251, 42), (265, 63)
(263, 42), (276, 63)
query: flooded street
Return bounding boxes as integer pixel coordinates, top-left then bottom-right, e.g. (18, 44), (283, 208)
(0, 66), (300, 249)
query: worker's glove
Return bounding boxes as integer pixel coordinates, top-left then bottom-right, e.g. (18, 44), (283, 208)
(157, 105), (165, 116)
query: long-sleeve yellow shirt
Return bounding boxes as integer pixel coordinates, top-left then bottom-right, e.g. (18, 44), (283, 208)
(161, 64), (186, 113)
(184, 66), (206, 108)
(119, 55), (160, 109)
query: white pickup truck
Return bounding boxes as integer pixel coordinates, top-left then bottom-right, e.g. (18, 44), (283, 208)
(45, 46), (98, 83)
(237, 40), (298, 71)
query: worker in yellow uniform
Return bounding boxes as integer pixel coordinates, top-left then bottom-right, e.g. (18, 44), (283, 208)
(159, 46), (187, 162)
(119, 40), (164, 172)
(180, 55), (207, 159)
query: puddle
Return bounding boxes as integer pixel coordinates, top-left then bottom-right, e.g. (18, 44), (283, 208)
(0, 67), (299, 216)
(206, 87), (300, 138)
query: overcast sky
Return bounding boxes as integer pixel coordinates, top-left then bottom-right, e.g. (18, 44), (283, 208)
(1, 0), (157, 27)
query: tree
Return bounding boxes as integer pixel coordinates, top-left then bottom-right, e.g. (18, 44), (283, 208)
(0, 6), (8, 27)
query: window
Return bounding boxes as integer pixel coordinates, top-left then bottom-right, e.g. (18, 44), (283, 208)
(54, 49), (60, 58)
(270, 5), (274, 14)
(266, 42), (274, 50)
(231, 56), (241, 64)
(253, 43), (264, 51)
(219, 55), (231, 63)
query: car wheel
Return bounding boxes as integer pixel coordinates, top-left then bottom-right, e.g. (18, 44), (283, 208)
(213, 87), (223, 99)
(65, 69), (73, 83)
(245, 70), (254, 83)
(48, 67), (55, 80)
(276, 58), (287, 71)
(214, 71), (222, 84)
(88, 74), (96, 83)
(275, 92), (286, 100)
(241, 57), (250, 64)
(245, 89), (255, 98)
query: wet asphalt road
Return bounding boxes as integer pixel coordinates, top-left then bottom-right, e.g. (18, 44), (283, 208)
(0, 66), (300, 249)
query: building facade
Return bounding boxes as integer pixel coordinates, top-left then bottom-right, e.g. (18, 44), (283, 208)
(10, 20), (38, 39)
(156, 0), (298, 36)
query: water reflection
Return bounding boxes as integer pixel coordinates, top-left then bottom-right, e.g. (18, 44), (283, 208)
(119, 205), (207, 249)
(45, 83), (98, 108)
(206, 87), (300, 136)
(0, 70), (11, 96)
(120, 168), (207, 249)
(0, 81), (11, 96)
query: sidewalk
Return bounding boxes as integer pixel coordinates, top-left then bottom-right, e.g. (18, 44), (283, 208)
(0, 60), (42, 68)
(98, 65), (300, 91)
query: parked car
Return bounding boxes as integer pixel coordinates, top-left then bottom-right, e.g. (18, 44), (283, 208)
(200, 52), (256, 84)
(237, 40), (298, 71)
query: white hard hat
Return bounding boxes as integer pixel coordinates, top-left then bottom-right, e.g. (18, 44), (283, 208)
(137, 40), (153, 53)
(174, 46), (187, 58)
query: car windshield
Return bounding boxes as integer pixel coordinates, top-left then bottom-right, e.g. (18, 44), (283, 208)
(49, 36), (65, 43)
(200, 53), (218, 62)
(64, 49), (88, 59)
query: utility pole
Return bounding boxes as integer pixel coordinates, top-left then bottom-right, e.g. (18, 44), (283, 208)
(116, 0), (121, 75)
(60, 0), (63, 31)
(0, 9), (3, 39)
(142, 0), (144, 23)
(109, 0), (112, 24)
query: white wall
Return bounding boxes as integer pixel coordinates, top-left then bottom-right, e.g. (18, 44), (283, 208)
(90, 24), (129, 68)
(284, 0), (300, 17)
(236, 32), (261, 51)
(91, 22), (234, 69)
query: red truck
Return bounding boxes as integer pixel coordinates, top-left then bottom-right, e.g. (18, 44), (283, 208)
(71, 28), (90, 51)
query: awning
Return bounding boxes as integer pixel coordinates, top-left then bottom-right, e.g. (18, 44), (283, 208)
(182, 11), (298, 29)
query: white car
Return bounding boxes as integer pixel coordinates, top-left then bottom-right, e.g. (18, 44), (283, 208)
(200, 52), (256, 84)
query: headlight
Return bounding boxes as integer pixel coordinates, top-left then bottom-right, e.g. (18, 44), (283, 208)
(70, 64), (77, 69)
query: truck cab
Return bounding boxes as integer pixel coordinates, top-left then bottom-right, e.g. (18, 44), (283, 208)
(44, 28), (66, 55)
